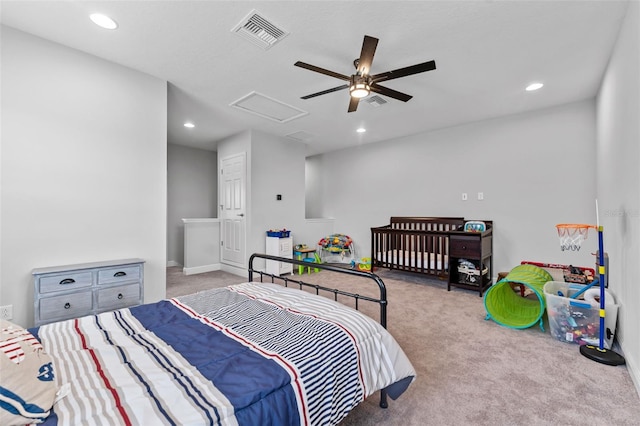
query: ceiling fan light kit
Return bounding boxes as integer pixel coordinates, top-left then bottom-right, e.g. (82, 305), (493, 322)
(349, 75), (371, 98)
(295, 35), (436, 112)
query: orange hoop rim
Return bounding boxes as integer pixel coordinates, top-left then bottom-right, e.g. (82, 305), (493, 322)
(555, 223), (596, 229)
(556, 224), (596, 236)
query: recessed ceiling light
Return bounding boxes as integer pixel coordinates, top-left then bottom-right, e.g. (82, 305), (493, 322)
(526, 82), (544, 91)
(356, 127), (366, 133)
(184, 122), (195, 128)
(90, 13), (118, 30)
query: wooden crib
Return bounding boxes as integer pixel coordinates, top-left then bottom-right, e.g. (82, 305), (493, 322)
(371, 217), (493, 295)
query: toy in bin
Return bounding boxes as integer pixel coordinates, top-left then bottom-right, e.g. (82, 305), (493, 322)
(266, 228), (290, 238)
(544, 281), (619, 349)
(457, 259), (487, 284)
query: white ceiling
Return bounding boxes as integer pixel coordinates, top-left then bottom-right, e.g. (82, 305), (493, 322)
(0, 1), (630, 156)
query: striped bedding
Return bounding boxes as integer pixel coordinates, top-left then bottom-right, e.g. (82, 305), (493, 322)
(30, 282), (415, 425)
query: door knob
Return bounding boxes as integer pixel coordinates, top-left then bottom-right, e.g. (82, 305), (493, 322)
(237, 213), (245, 217)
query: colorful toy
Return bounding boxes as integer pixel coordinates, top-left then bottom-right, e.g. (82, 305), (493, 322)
(484, 264), (553, 330)
(351, 257), (371, 271)
(463, 221), (486, 232)
(319, 234), (353, 252)
(318, 234), (354, 263)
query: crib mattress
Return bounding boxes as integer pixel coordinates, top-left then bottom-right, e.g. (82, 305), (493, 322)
(376, 250), (449, 271)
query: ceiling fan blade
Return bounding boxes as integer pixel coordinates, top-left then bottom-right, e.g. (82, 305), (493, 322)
(371, 60), (436, 83)
(347, 96), (360, 113)
(294, 61), (350, 81)
(301, 84), (349, 99)
(370, 83), (413, 102)
(357, 35), (379, 75)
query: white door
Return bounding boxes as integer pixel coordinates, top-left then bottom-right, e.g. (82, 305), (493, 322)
(220, 152), (246, 268)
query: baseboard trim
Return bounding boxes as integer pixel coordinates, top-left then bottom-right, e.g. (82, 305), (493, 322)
(167, 260), (182, 267)
(621, 341), (640, 399)
(183, 264), (221, 275)
(220, 263), (247, 277)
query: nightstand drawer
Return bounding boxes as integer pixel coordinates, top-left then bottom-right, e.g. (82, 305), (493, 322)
(449, 236), (481, 257)
(98, 265), (141, 285)
(39, 291), (93, 323)
(97, 284), (140, 311)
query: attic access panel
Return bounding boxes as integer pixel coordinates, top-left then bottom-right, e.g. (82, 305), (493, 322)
(229, 92), (308, 123)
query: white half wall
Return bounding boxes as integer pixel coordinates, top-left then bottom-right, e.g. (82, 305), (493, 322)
(182, 218), (220, 275)
(0, 26), (167, 327)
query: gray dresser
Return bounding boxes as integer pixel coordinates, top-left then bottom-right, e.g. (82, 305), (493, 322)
(32, 258), (145, 326)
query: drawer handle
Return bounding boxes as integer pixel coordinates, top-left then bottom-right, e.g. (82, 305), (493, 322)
(117, 293), (123, 300)
(64, 302), (71, 309)
(461, 246), (467, 250)
(59, 278), (76, 285)
(114, 271), (127, 277)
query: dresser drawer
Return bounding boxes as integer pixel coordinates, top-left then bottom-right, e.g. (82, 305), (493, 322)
(98, 265), (141, 285)
(38, 271), (93, 294)
(97, 284), (140, 311)
(449, 236), (481, 257)
(39, 291), (93, 323)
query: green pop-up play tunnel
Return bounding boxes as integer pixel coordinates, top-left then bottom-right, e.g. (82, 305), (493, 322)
(484, 264), (553, 330)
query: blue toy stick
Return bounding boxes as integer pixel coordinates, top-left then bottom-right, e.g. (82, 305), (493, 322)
(597, 226), (606, 350)
(568, 278), (598, 300)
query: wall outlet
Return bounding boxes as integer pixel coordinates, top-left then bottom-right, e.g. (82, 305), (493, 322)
(461, 193), (468, 201)
(0, 305), (13, 321)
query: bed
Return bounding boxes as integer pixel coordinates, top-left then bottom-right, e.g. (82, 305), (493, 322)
(5, 254), (415, 426)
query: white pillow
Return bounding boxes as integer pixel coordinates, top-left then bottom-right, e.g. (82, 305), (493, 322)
(0, 319), (58, 425)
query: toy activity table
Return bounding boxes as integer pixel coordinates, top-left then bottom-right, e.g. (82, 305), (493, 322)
(293, 247), (321, 275)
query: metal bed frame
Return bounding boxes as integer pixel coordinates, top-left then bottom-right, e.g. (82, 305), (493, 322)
(248, 253), (390, 408)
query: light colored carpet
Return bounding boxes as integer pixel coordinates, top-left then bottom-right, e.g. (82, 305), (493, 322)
(166, 266), (640, 425)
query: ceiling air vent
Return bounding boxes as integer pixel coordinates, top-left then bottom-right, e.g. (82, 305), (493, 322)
(231, 9), (289, 50)
(363, 95), (388, 107)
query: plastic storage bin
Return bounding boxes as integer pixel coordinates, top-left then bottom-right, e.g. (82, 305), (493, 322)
(544, 281), (619, 349)
(266, 230), (290, 238)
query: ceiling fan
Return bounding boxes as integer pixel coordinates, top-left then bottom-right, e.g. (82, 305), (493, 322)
(294, 35), (436, 113)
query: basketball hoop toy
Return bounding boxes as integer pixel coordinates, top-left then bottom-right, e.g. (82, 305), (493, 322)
(555, 224), (595, 251)
(555, 212), (625, 365)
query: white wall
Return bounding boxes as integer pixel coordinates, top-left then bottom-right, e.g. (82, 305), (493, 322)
(597, 0), (639, 393)
(0, 26), (167, 328)
(309, 100), (597, 275)
(250, 130), (307, 251)
(305, 156), (324, 218)
(167, 144), (217, 266)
